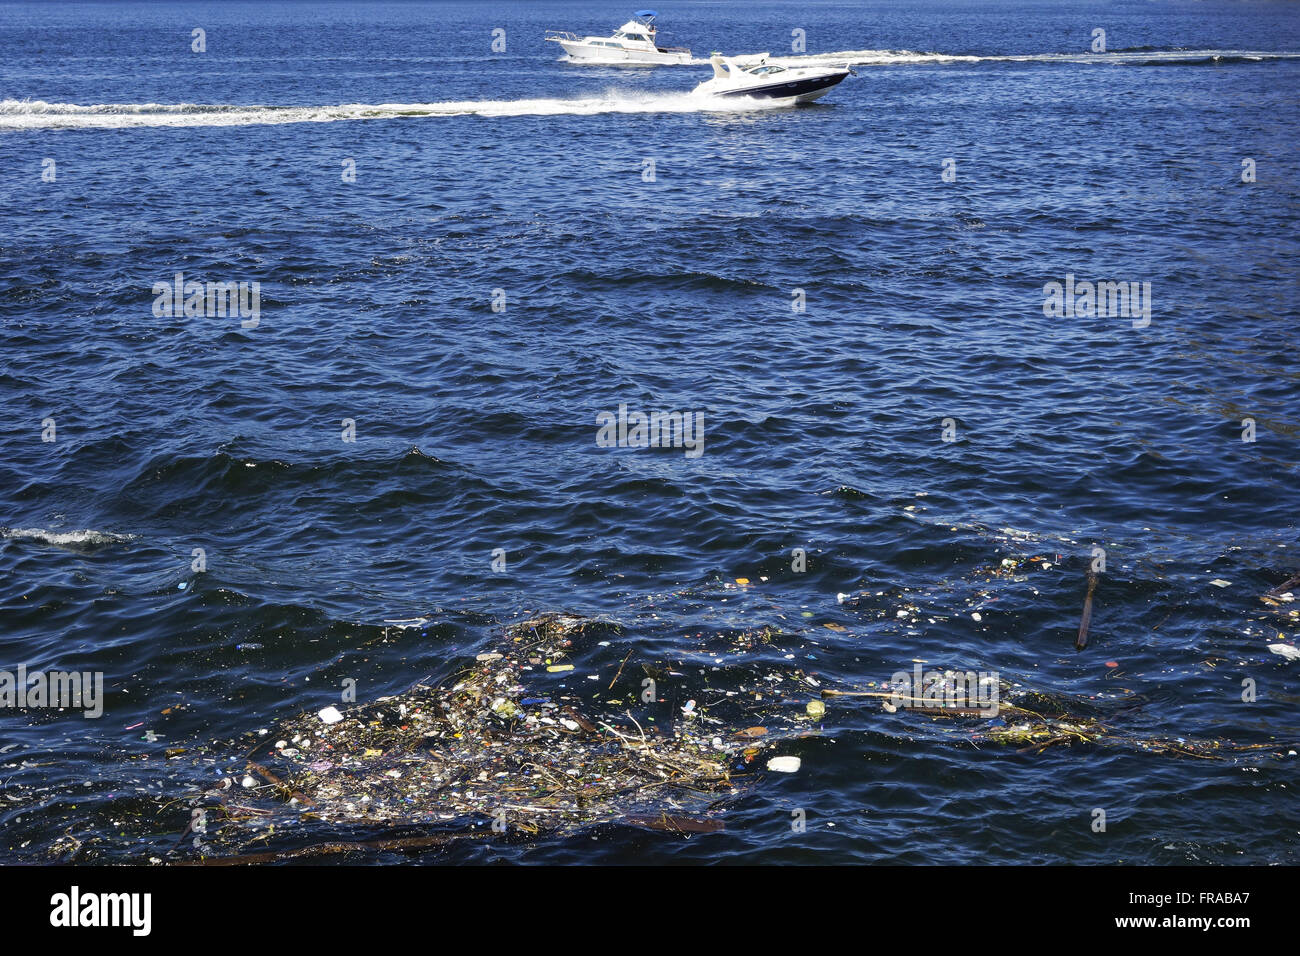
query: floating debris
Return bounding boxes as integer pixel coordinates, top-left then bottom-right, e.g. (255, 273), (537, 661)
(1076, 570), (1098, 650)
(181, 614), (812, 861)
(826, 672), (1294, 760)
(1265, 573), (1300, 599)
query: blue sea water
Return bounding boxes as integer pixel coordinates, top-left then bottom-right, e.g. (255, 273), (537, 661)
(1, 0), (1298, 864)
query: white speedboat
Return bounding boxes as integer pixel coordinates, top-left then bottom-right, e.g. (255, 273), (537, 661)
(693, 53), (852, 104)
(545, 10), (691, 65)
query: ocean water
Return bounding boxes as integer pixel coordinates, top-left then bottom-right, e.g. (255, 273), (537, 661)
(1, 0), (1298, 865)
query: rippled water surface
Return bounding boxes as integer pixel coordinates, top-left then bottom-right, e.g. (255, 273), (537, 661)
(1, 0), (1298, 864)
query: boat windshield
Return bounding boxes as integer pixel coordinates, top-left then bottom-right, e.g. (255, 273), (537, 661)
(746, 64), (786, 75)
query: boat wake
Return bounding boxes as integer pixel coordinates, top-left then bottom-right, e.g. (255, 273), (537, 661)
(767, 47), (1300, 67)
(1, 526), (135, 548)
(567, 46), (1296, 68)
(0, 92), (782, 130)
(4, 47), (1293, 130)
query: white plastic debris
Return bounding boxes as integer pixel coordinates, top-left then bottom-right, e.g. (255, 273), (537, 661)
(766, 756), (802, 773)
(1267, 644), (1300, 661)
(971, 612), (983, 622)
(317, 705), (344, 724)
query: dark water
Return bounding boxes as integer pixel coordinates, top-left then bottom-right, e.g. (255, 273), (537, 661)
(1, 0), (1298, 864)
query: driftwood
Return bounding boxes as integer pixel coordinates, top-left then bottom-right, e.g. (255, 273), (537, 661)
(1075, 571), (1098, 650)
(1265, 573), (1300, 598)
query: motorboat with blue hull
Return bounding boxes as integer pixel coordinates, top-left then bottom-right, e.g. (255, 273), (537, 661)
(693, 53), (852, 104)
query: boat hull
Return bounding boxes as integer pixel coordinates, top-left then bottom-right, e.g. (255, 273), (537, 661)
(556, 40), (692, 65)
(711, 70), (849, 104)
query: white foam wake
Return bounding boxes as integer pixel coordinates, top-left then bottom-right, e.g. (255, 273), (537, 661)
(0, 91), (782, 129)
(2, 527), (135, 546)
(643, 47), (1295, 67)
(772, 47), (1299, 67)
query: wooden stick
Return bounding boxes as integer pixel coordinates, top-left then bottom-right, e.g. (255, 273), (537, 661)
(1076, 571), (1098, 650)
(1265, 573), (1300, 597)
(247, 760), (316, 808)
(608, 649), (634, 689)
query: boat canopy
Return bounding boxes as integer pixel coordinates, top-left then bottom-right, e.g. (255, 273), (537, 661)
(635, 9), (658, 18)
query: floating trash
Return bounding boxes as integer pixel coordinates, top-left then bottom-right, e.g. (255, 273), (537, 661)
(826, 670), (1292, 759)
(179, 614), (816, 861)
